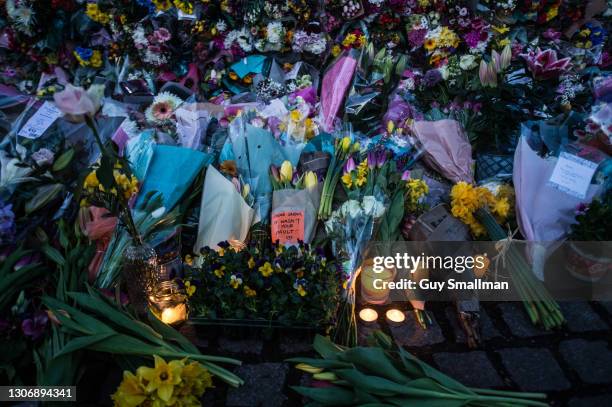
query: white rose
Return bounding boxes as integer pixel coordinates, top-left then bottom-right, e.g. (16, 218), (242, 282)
(341, 200), (362, 219)
(459, 55), (477, 70)
(362, 196), (386, 218)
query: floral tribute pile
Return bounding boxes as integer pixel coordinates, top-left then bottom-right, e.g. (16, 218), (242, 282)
(0, 0), (611, 405)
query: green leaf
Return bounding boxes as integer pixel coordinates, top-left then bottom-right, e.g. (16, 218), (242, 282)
(337, 347), (408, 385)
(25, 184), (63, 214)
(147, 311), (200, 354)
(55, 332), (116, 357)
(42, 244), (66, 267)
(313, 335), (346, 359)
(96, 154), (115, 189)
(52, 148), (75, 172)
(291, 386), (356, 406)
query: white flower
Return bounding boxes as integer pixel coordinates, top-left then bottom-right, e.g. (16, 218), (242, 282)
(341, 200), (362, 219)
(215, 20), (228, 33)
(6, 0), (35, 35)
(132, 26), (149, 49)
(0, 152), (34, 192)
(362, 196), (386, 218)
(459, 55), (478, 70)
(266, 21), (284, 44)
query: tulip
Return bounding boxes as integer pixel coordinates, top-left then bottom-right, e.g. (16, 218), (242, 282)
(270, 164), (280, 182)
(367, 151), (376, 170)
(343, 156), (356, 174)
(386, 120), (395, 134)
(340, 136), (351, 152)
(401, 170), (411, 181)
(304, 171), (318, 189)
(313, 372), (338, 381)
(375, 150), (387, 168)
(491, 49), (502, 72)
(295, 363), (323, 374)
(53, 83), (103, 123)
(500, 44), (512, 70)
(280, 160), (293, 183)
(351, 142), (360, 153)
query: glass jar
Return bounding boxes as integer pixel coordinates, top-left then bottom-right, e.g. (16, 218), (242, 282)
(148, 280), (189, 326)
(122, 242), (158, 314)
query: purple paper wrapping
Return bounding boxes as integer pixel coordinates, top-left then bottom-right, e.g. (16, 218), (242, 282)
(320, 53), (358, 132)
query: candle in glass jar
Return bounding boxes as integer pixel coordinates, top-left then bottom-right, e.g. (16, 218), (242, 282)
(385, 309), (406, 325)
(161, 303), (187, 325)
(358, 307), (378, 323)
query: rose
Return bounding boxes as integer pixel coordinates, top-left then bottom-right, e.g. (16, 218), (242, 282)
(53, 84), (104, 123)
(341, 200), (361, 219)
(459, 54), (477, 70)
(31, 148), (54, 167)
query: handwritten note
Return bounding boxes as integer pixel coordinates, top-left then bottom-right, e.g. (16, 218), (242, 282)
(18, 101), (62, 139)
(271, 210), (305, 245)
(549, 152), (598, 199)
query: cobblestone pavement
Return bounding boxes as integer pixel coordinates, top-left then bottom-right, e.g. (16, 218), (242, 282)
(181, 301), (612, 406)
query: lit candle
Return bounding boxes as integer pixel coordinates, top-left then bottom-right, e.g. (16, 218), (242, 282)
(161, 303), (187, 325)
(385, 309), (406, 326)
(358, 308), (378, 323)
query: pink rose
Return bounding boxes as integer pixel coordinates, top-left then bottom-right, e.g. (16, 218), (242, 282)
(53, 84), (103, 122)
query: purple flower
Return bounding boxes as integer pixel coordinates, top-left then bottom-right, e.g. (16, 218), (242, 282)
(375, 150), (387, 169)
(367, 151), (377, 170)
(31, 148), (54, 167)
(422, 69), (442, 88)
(21, 311), (48, 341)
(575, 202), (589, 216)
(401, 170), (411, 181)
(343, 156), (356, 174)
(407, 29), (427, 48)
(0, 201), (16, 245)
(464, 31), (481, 49)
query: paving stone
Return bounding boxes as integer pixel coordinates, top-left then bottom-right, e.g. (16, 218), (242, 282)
(219, 337), (264, 356)
(559, 339), (612, 384)
(497, 348), (570, 391)
(568, 394), (612, 407)
(446, 307), (500, 344)
(279, 334), (312, 356)
(433, 351), (504, 388)
(559, 302), (608, 332)
(226, 363), (289, 407)
(389, 311), (444, 347)
(498, 303), (551, 338)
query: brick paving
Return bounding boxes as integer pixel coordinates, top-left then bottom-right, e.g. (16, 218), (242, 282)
(183, 300), (612, 406)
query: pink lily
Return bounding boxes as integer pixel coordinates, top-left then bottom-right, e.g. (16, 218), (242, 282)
(520, 48), (571, 80)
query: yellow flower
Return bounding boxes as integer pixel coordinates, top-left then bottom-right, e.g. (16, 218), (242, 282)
(112, 371), (146, 407)
(296, 285), (307, 297)
(424, 38), (437, 51)
(244, 285), (257, 297)
(498, 38), (511, 47)
(340, 137), (351, 152)
(83, 171), (99, 189)
(214, 266), (225, 278)
(153, 0), (172, 11)
(185, 281), (196, 296)
(304, 171), (318, 189)
(259, 262), (274, 277)
(492, 197), (510, 219)
(136, 355), (183, 402)
(280, 160), (293, 183)
(492, 25), (510, 34)
(289, 110), (301, 122)
(247, 257), (256, 269)
(218, 247), (225, 256)
(341, 172), (353, 189)
(230, 274), (242, 289)
(180, 361), (213, 395)
(331, 45), (342, 57)
(355, 175), (367, 187)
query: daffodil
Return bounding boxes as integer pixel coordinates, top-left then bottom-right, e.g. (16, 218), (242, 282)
(111, 371), (146, 407)
(137, 355), (183, 402)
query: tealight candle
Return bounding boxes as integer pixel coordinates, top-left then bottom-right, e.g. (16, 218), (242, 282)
(161, 303), (187, 325)
(149, 280), (189, 326)
(358, 308), (379, 323)
(385, 309), (406, 326)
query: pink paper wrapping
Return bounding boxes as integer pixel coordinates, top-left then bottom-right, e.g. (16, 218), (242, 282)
(514, 136), (602, 242)
(411, 119), (475, 184)
(320, 53), (358, 132)
(79, 207), (118, 282)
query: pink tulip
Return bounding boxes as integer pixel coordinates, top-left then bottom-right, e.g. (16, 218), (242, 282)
(520, 48), (571, 80)
(343, 156), (356, 174)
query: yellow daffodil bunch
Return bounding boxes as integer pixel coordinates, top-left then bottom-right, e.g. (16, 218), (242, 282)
(341, 157), (368, 190)
(111, 355), (213, 407)
(85, 3), (110, 24)
(173, 0), (193, 14)
(450, 181), (512, 237)
(405, 178), (429, 212)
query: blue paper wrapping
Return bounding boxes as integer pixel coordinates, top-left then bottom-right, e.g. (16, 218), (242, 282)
(136, 144), (209, 211)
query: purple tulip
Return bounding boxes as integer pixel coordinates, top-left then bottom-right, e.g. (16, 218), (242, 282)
(366, 151), (376, 170)
(520, 48), (571, 81)
(270, 164), (280, 181)
(375, 150), (387, 168)
(344, 156), (356, 174)
(402, 170), (411, 181)
(21, 311), (48, 341)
